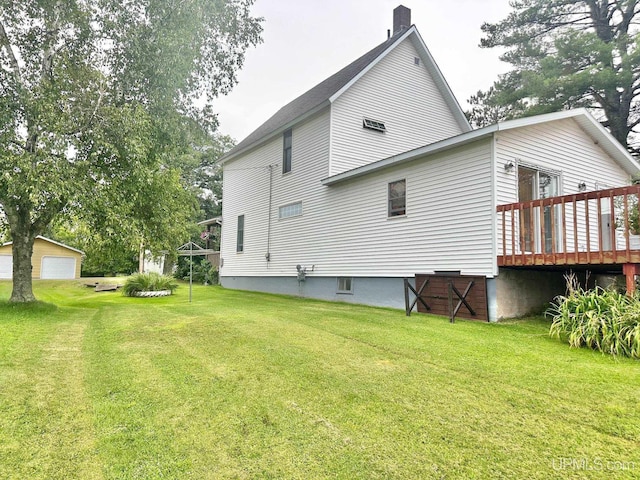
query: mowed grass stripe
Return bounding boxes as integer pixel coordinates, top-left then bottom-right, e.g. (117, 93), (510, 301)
(0, 280), (639, 479)
(0, 302), (102, 479)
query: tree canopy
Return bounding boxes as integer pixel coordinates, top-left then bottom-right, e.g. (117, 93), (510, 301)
(0, 0), (261, 301)
(468, 0), (640, 152)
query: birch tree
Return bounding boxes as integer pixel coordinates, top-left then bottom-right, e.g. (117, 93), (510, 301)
(0, 0), (261, 301)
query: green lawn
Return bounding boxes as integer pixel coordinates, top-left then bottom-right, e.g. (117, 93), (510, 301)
(0, 280), (639, 479)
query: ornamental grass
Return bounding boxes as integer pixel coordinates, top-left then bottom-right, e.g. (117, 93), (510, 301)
(122, 272), (178, 297)
(548, 274), (640, 358)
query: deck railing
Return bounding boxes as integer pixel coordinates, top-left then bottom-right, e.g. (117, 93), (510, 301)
(497, 185), (640, 266)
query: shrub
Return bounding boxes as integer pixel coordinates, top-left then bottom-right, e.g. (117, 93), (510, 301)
(123, 272), (178, 297)
(547, 274), (640, 358)
(174, 258), (218, 285)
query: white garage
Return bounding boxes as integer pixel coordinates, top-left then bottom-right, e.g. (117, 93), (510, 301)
(0, 255), (12, 279)
(41, 256), (77, 279)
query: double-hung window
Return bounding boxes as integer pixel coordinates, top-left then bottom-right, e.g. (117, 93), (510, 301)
(236, 215), (245, 252)
(283, 129), (292, 174)
(388, 179), (406, 217)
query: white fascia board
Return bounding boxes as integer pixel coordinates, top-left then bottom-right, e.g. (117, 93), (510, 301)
(493, 108), (588, 130)
(409, 29), (472, 133)
(575, 112), (640, 176)
(328, 26), (471, 134)
(496, 108), (640, 175)
(37, 236), (85, 255)
(217, 101), (330, 166)
(197, 217), (222, 226)
(328, 27), (414, 103)
(322, 126), (496, 185)
(2, 236), (84, 255)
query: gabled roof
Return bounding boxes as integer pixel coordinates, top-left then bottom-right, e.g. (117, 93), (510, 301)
(0, 235), (85, 255)
(321, 109), (640, 185)
(220, 25), (470, 165)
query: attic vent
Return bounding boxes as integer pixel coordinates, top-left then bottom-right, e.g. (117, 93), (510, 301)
(414, 57), (420, 66)
(363, 118), (386, 132)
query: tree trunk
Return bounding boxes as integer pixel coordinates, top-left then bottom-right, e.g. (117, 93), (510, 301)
(10, 230), (37, 303)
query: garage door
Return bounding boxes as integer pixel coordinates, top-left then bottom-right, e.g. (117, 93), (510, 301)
(41, 256), (76, 279)
(0, 255), (12, 279)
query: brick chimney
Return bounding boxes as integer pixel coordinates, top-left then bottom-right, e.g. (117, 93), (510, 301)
(393, 5), (411, 35)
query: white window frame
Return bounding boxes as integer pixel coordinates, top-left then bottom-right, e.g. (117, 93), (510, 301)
(337, 277), (353, 294)
(236, 214), (245, 253)
(363, 118), (386, 132)
(388, 179), (406, 217)
(279, 201), (303, 219)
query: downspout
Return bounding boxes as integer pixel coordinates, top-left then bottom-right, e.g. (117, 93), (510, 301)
(266, 164), (273, 266)
(491, 126), (499, 278)
(489, 125), (500, 322)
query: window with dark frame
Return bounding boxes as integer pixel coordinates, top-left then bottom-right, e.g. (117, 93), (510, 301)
(282, 129), (292, 173)
(236, 214), (244, 252)
(388, 179), (406, 217)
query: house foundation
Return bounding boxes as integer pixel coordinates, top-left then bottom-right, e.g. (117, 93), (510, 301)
(493, 268), (567, 320)
(220, 275), (411, 309)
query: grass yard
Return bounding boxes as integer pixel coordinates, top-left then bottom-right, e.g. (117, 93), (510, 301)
(0, 280), (639, 479)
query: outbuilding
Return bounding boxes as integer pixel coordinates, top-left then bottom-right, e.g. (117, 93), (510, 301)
(0, 236), (84, 280)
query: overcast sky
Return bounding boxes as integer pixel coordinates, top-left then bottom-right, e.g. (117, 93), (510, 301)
(213, 0), (514, 142)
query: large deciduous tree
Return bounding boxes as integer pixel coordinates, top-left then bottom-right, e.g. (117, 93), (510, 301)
(0, 0), (261, 301)
(469, 0), (640, 152)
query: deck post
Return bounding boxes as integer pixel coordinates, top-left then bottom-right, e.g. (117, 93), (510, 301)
(623, 263), (640, 296)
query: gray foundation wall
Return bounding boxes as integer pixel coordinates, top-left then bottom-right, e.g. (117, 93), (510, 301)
(221, 276), (412, 310)
(493, 268), (567, 319)
(223, 271), (570, 322)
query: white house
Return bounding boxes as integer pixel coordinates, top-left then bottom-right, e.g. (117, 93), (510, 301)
(218, 6), (640, 321)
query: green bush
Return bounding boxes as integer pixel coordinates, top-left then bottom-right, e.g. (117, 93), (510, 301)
(547, 274), (640, 358)
(174, 258), (218, 285)
(123, 272), (178, 297)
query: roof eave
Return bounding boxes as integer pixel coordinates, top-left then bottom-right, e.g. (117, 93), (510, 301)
(327, 26), (471, 134)
(321, 126), (496, 185)
(493, 108), (640, 176)
(218, 100), (330, 166)
(1, 235), (85, 255)
(322, 109), (640, 186)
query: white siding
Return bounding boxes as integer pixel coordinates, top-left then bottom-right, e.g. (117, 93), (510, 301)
(222, 138), (495, 279)
(495, 118), (633, 256)
(329, 38), (465, 176)
(495, 118), (630, 205)
(220, 109), (332, 276)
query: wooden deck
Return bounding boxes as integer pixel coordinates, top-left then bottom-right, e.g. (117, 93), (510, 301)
(497, 185), (640, 267)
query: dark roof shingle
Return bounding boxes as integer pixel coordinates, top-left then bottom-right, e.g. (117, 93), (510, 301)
(222, 29), (408, 162)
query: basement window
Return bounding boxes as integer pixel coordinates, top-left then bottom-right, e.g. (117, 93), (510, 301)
(363, 118), (386, 132)
(337, 277), (353, 294)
